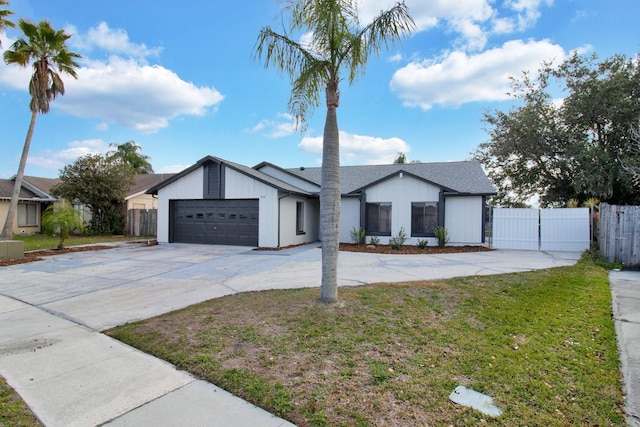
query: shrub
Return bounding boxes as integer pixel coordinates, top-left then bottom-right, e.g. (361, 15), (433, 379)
(434, 226), (449, 247)
(369, 236), (380, 246)
(389, 227), (407, 250)
(349, 226), (366, 244)
(42, 201), (84, 249)
(416, 239), (429, 249)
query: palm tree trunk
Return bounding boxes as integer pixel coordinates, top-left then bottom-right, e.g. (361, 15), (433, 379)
(320, 84), (341, 303)
(1, 111), (38, 239)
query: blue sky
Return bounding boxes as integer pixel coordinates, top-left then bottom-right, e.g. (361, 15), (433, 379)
(1, 0), (638, 179)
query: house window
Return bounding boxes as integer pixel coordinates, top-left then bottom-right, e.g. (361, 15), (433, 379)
(411, 202), (438, 237)
(366, 202), (392, 236)
(296, 202), (305, 234)
(18, 203), (38, 226)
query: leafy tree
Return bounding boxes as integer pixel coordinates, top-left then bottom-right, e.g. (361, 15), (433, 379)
(42, 200), (84, 249)
(254, 0), (414, 303)
(620, 126), (640, 190)
(0, 0), (15, 48)
(473, 53), (640, 207)
(51, 154), (135, 235)
(393, 152), (407, 164)
(106, 141), (154, 174)
(0, 19), (81, 239)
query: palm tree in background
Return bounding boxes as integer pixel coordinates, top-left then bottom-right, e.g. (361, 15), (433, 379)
(0, 0), (15, 48)
(1, 19), (81, 239)
(106, 141), (154, 174)
(254, 0), (414, 302)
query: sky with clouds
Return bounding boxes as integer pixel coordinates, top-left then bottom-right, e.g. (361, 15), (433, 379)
(1, 0), (638, 178)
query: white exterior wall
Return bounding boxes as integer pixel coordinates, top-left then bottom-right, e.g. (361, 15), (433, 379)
(364, 175), (441, 245)
(444, 196), (484, 244)
(279, 196), (319, 247)
(258, 165), (321, 193)
(339, 197), (361, 243)
(156, 168), (204, 243)
(224, 168), (280, 248)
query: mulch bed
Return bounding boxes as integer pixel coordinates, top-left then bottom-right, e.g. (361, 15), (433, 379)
(339, 243), (493, 255)
(0, 245), (114, 267)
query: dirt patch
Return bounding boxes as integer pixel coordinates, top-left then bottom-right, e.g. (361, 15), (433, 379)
(0, 245), (115, 267)
(0, 240), (158, 268)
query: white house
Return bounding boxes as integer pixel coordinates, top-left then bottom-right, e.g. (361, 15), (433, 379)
(147, 156), (497, 248)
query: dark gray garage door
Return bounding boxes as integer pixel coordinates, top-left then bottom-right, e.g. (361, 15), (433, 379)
(170, 199), (259, 246)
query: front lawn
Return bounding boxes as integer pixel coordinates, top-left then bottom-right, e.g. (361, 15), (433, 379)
(107, 256), (625, 426)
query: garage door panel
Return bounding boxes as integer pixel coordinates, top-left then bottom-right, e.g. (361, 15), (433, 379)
(171, 199), (259, 246)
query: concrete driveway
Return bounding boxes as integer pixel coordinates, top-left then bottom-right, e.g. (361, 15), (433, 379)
(0, 243), (581, 331)
(0, 243), (583, 426)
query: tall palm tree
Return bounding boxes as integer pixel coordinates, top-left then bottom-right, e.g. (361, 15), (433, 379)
(254, 0), (414, 302)
(106, 141), (154, 174)
(0, 0), (15, 48)
(1, 19), (81, 239)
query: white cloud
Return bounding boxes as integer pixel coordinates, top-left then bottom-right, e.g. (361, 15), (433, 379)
(29, 139), (110, 171)
(57, 56), (224, 133)
(0, 23), (224, 134)
(299, 131), (410, 165)
(504, 0), (553, 30)
(359, 0), (551, 52)
(389, 52), (404, 63)
(390, 39), (566, 110)
(67, 22), (162, 61)
(247, 113), (297, 138)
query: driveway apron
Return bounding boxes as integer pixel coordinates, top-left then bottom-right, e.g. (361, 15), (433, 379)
(0, 243), (584, 426)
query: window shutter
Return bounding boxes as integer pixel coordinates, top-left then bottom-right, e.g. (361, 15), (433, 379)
(205, 163), (220, 199)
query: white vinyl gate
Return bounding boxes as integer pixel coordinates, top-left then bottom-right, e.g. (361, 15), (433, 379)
(492, 208), (590, 251)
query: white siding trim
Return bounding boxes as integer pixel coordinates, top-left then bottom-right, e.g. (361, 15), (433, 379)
(363, 174), (441, 245)
(156, 168), (204, 243)
(224, 168), (279, 247)
(444, 196), (484, 244)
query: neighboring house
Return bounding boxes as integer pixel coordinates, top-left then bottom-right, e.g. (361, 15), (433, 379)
(147, 155), (497, 248)
(125, 174), (175, 211)
(0, 174), (172, 235)
(0, 176), (60, 235)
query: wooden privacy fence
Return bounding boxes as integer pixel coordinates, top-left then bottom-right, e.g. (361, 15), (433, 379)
(599, 203), (640, 269)
(127, 209), (157, 237)
(491, 208), (591, 251)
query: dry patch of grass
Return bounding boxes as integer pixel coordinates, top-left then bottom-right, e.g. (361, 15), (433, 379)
(107, 257), (625, 426)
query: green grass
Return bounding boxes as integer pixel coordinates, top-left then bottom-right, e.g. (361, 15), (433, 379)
(107, 256), (625, 426)
(0, 377), (42, 426)
(13, 234), (143, 251)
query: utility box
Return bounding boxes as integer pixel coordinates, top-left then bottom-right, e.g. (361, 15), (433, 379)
(0, 240), (24, 260)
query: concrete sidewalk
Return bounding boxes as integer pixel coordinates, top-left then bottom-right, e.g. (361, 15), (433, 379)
(0, 296), (294, 427)
(609, 271), (640, 427)
(0, 243), (585, 426)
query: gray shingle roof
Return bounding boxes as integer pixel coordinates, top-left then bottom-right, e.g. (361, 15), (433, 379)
(147, 156), (313, 196)
(0, 176), (59, 200)
(285, 161), (496, 195)
(0, 179), (37, 199)
(222, 158), (313, 195)
(148, 156), (495, 197)
(127, 174), (176, 198)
